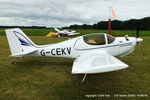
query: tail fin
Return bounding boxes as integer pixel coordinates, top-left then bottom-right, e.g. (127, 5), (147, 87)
(54, 27), (60, 33)
(5, 28), (37, 56)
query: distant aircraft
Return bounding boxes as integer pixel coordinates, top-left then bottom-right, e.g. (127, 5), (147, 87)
(5, 28), (143, 85)
(54, 27), (80, 36)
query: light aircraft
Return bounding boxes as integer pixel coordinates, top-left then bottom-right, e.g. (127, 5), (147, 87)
(5, 28), (143, 85)
(54, 27), (80, 36)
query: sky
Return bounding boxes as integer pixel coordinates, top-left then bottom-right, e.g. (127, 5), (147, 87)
(0, 0), (150, 27)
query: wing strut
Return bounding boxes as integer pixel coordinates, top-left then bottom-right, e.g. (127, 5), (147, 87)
(79, 74), (87, 85)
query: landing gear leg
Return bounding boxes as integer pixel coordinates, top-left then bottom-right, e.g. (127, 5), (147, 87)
(79, 74), (87, 85)
(12, 57), (21, 65)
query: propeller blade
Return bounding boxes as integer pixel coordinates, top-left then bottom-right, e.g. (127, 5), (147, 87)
(135, 21), (144, 56)
(136, 21), (139, 38)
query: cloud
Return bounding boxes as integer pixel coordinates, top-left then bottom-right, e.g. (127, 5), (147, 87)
(0, 0), (150, 27)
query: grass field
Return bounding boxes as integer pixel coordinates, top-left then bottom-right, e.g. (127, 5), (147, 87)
(0, 34), (150, 100)
(0, 28), (150, 36)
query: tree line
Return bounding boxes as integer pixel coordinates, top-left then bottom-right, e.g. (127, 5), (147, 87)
(0, 17), (149, 30)
(66, 17), (150, 30)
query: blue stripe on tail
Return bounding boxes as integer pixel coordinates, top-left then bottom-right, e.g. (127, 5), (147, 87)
(14, 31), (33, 47)
(18, 37), (32, 46)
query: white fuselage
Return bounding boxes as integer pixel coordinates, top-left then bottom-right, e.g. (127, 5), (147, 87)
(5, 28), (143, 75)
(27, 34), (137, 58)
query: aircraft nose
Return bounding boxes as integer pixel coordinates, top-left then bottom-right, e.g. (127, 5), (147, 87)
(136, 38), (143, 43)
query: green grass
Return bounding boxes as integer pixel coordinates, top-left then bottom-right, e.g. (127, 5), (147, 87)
(0, 28), (54, 36)
(0, 36), (150, 100)
(0, 28), (150, 36)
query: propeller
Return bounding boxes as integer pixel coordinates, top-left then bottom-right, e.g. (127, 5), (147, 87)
(136, 21), (143, 43)
(136, 21), (144, 56)
(136, 22), (139, 38)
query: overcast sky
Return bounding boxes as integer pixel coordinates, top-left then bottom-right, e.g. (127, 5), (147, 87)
(0, 0), (150, 27)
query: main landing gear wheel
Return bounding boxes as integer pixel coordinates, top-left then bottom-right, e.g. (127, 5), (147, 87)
(11, 57), (22, 65)
(12, 61), (17, 65)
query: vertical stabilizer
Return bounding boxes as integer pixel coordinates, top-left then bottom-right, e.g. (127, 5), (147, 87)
(5, 28), (37, 56)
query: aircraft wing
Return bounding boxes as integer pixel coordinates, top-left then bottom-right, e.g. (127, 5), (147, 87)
(67, 33), (80, 36)
(67, 33), (75, 36)
(72, 52), (128, 74)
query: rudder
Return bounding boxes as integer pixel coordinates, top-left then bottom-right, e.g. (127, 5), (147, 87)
(5, 28), (36, 56)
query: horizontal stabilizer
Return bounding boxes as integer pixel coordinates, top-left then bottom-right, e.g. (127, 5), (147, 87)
(11, 49), (38, 57)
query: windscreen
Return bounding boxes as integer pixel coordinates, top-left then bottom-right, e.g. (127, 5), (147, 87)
(83, 33), (106, 45)
(107, 34), (115, 44)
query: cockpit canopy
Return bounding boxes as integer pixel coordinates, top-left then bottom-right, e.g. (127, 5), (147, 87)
(83, 33), (115, 45)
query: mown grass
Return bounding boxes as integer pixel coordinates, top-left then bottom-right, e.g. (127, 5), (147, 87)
(0, 35), (150, 100)
(0, 28), (150, 36)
